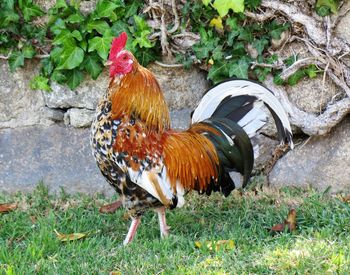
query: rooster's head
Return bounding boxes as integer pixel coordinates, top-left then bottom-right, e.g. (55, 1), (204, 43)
(107, 32), (134, 77)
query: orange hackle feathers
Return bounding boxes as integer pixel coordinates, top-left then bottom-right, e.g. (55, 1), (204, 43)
(109, 59), (170, 132)
(162, 127), (220, 192)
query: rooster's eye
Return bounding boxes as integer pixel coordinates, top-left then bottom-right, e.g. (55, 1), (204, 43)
(123, 55), (128, 60)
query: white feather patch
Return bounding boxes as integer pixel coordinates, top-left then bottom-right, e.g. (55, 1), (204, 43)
(191, 80), (292, 146)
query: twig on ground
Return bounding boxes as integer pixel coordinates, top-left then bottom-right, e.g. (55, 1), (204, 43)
(244, 10), (275, 22)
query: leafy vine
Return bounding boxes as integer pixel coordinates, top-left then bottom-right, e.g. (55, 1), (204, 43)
(0, 0), (342, 91)
(0, 0), (159, 91)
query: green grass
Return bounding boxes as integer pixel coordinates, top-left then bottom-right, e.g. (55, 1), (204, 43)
(1, 183), (350, 274)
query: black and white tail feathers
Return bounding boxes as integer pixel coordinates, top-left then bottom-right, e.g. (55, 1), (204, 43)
(191, 79), (293, 193)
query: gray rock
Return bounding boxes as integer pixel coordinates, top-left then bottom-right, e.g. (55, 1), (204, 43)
(148, 63), (210, 109)
(335, 1), (350, 43)
(80, 0), (98, 15)
(253, 135), (279, 171)
(40, 107), (65, 122)
(170, 109), (191, 130)
(285, 76), (341, 114)
(0, 108), (191, 195)
(43, 72), (108, 110)
(0, 125), (114, 195)
(269, 116), (350, 192)
(0, 61), (55, 129)
(65, 108), (96, 128)
(275, 42), (342, 114)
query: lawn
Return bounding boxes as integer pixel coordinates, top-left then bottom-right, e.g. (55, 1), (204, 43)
(1, 183), (350, 274)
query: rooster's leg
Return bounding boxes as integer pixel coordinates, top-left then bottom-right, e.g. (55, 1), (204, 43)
(155, 207), (170, 238)
(123, 217), (141, 246)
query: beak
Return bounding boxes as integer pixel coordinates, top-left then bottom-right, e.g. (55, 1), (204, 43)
(104, 60), (113, 66)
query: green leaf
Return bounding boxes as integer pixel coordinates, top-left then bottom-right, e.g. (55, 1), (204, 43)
(51, 70), (66, 84)
(50, 47), (64, 64)
(202, 0), (211, 6)
(287, 70), (306, 86)
(71, 30), (82, 41)
(316, 5), (331, 16)
(50, 19), (66, 35)
(86, 20), (110, 35)
(226, 17), (238, 30)
(88, 30), (113, 60)
(245, 0), (262, 10)
(273, 73), (284, 85)
(316, 0), (338, 14)
(207, 61), (230, 83)
(212, 46), (223, 60)
(285, 55), (297, 66)
(22, 44), (36, 58)
(231, 42), (246, 57)
(132, 30), (153, 48)
(305, 65), (318, 78)
(134, 49), (158, 66)
(66, 13), (84, 23)
(94, 0), (118, 19)
(125, 0), (142, 18)
(66, 69), (84, 90)
(238, 28), (253, 42)
(3, 0), (15, 10)
(212, 0), (244, 17)
(228, 58), (250, 79)
(199, 27), (209, 42)
(19, 0), (44, 21)
(193, 29), (219, 59)
(252, 38), (269, 55)
(133, 15), (150, 32)
(8, 51), (24, 72)
(56, 44), (85, 70)
(53, 30), (75, 46)
(0, 10), (19, 27)
(41, 58), (54, 76)
(253, 66), (271, 82)
(111, 21), (130, 36)
(269, 21), (290, 40)
(83, 54), (103, 80)
(30, 75), (51, 91)
(80, 40), (88, 51)
(53, 0), (68, 9)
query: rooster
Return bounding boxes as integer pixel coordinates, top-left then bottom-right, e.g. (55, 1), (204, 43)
(91, 32), (293, 245)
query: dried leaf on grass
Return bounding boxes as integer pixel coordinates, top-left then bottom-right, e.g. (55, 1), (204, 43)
(195, 240), (235, 251)
(0, 203), (18, 213)
(99, 200), (122, 214)
(270, 208), (297, 233)
(54, 229), (87, 242)
(340, 195), (350, 203)
(29, 215), (37, 224)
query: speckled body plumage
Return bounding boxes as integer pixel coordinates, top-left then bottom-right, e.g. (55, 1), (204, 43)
(90, 92), (162, 216)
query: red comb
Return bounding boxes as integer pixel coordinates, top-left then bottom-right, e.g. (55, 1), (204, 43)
(109, 32), (128, 60)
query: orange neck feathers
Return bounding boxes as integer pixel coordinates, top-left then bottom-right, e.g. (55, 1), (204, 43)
(109, 59), (170, 132)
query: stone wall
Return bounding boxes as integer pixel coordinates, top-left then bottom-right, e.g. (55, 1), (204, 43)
(0, 60), (209, 194)
(1, 1), (350, 194)
(1, 56), (349, 194)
